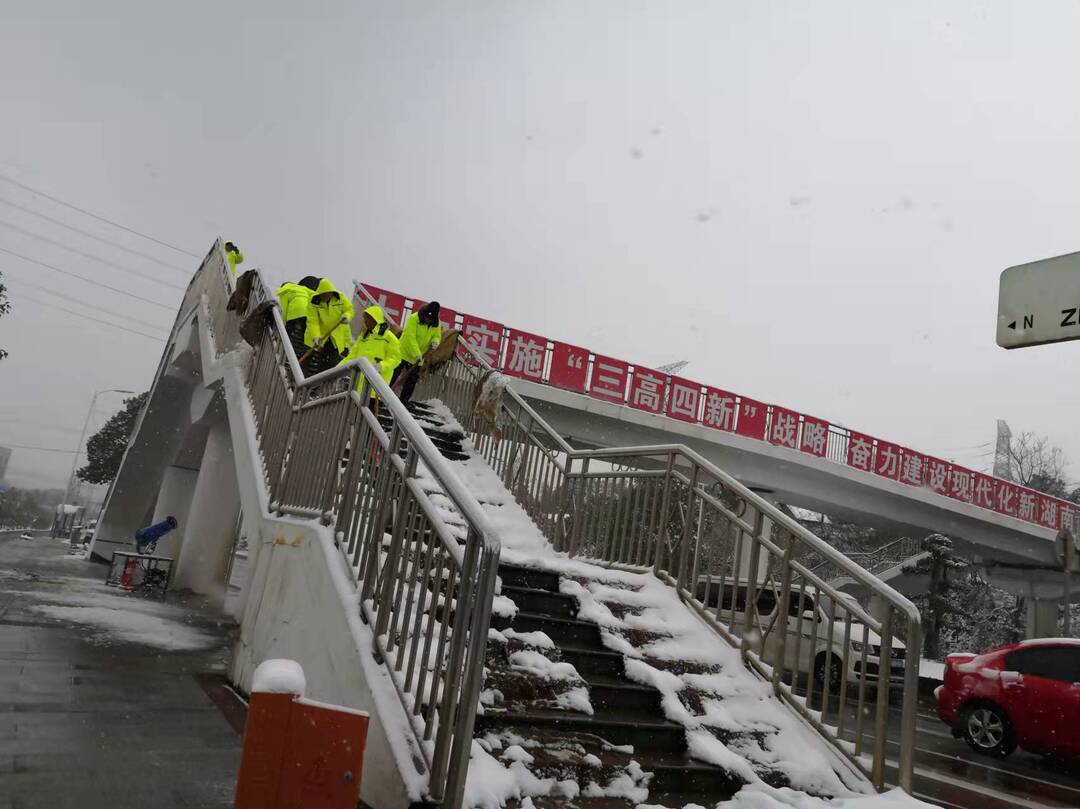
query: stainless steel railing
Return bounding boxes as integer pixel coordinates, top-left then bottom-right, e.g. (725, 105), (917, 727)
(171, 245), (499, 809)
(395, 291), (921, 793)
(809, 535), (930, 585)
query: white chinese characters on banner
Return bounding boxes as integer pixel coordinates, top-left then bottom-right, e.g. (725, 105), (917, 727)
(702, 390), (737, 431)
(629, 372), (665, 413)
(667, 379), (701, 422)
(1018, 490), (1038, 523)
(770, 409), (798, 449)
(462, 317), (504, 366)
(589, 355), (629, 402)
(927, 459), (949, 494)
(1039, 496), (1058, 529)
(502, 329), (546, 381)
(800, 419), (828, 457)
(900, 452), (924, 486)
(848, 434), (874, 472)
(973, 476), (994, 509)
(876, 444), (900, 479)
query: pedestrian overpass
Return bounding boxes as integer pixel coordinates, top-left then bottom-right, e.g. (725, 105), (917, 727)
(359, 281), (1069, 572)
(92, 241), (945, 808)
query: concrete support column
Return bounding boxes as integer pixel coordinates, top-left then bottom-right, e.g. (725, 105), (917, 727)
(1025, 599), (1059, 639)
(150, 466), (198, 559)
(173, 421), (240, 595)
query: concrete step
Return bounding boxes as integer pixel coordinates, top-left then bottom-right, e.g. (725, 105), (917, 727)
(474, 708), (687, 753)
(500, 585), (577, 619)
(498, 563), (561, 593)
(494, 612), (605, 649)
(559, 645), (626, 678)
(581, 673), (662, 715)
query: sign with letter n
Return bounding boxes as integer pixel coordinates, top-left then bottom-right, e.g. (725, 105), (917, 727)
(998, 250), (1080, 349)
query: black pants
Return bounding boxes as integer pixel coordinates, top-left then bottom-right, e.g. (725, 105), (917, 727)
(391, 361), (420, 404)
(284, 318), (307, 364)
(303, 341), (344, 377)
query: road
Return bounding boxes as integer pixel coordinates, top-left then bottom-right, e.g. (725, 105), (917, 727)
(816, 685), (1080, 808)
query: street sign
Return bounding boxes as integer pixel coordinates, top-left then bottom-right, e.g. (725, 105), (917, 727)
(997, 250), (1080, 349)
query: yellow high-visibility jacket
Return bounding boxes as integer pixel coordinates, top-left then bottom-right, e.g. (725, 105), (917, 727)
(340, 305), (401, 394)
(304, 278), (355, 355)
(276, 282), (314, 323)
(226, 244), (244, 275)
(399, 311), (442, 366)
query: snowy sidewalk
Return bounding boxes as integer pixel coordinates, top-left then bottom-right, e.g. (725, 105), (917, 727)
(0, 533), (243, 808)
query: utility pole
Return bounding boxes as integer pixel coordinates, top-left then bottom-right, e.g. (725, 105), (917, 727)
(65, 389), (134, 506)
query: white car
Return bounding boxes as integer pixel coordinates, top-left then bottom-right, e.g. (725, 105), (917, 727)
(694, 579), (907, 691)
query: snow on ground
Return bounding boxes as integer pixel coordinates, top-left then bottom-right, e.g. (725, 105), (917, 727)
(919, 659), (945, 681)
(421, 401), (936, 809)
(31, 604), (218, 650)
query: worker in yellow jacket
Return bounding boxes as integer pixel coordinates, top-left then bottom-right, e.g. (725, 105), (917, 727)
(303, 278), (355, 375)
(393, 301), (442, 405)
(340, 305), (401, 399)
(225, 241), (244, 275)
(275, 276), (320, 360)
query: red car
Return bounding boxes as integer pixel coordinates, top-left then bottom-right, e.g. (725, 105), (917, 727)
(936, 638), (1080, 758)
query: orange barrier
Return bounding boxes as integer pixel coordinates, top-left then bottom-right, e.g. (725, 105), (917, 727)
(234, 663), (369, 809)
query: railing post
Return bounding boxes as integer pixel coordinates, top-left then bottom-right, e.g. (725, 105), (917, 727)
(741, 507), (765, 640)
(898, 613), (921, 792)
(653, 453), (676, 575)
(871, 606), (894, 789)
(374, 443), (418, 639)
(361, 422), (402, 601)
(771, 529), (795, 694)
(568, 457), (590, 557)
(676, 464), (700, 592)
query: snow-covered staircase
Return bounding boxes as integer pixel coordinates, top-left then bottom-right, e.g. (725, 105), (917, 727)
(382, 401), (868, 808)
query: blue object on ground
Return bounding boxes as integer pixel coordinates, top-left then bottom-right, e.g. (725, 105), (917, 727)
(134, 516), (178, 554)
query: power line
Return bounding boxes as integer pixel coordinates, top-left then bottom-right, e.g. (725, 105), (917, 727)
(3, 271), (167, 332)
(0, 218), (184, 291)
(0, 245), (173, 310)
(0, 172), (200, 258)
(14, 291), (167, 342)
(0, 196), (189, 274)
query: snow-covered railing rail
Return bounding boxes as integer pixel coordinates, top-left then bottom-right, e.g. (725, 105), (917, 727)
(380, 287), (921, 794)
(161, 246), (500, 809)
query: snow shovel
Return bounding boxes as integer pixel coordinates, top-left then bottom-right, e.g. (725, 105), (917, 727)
(298, 316), (349, 365)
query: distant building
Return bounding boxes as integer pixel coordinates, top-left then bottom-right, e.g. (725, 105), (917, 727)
(0, 446), (10, 483)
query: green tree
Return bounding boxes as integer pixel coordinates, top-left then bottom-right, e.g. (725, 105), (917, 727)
(0, 271), (9, 361)
(75, 391), (149, 485)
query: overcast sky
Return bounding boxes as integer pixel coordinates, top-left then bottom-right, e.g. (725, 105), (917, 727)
(2, 0), (1080, 491)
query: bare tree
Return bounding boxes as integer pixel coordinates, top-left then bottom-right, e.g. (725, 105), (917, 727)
(0, 271), (9, 361)
(1003, 432), (1067, 494)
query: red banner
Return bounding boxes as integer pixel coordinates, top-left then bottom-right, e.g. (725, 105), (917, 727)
(358, 284), (406, 327)
(799, 415), (830, 458)
(991, 478), (1019, 516)
(972, 472), (995, 509)
(701, 387), (738, 432)
(874, 439), (902, 480)
(549, 342), (589, 393)
(925, 457), (950, 495)
(628, 368), (666, 414)
(735, 397), (767, 439)
(768, 406), (800, 450)
(460, 314), (505, 367)
(589, 355), (629, 403)
(847, 431), (875, 472)
(501, 328), (547, 382)
(1037, 495), (1060, 529)
(948, 465), (975, 502)
(1016, 488), (1040, 524)
(666, 377), (703, 423)
(899, 449), (926, 487)
(1059, 501), (1077, 533)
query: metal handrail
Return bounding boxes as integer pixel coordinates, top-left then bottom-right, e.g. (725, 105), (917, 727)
(407, 308), (922, 792)
(155, 246), (499, 809)
(809, 535), (930, 582)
